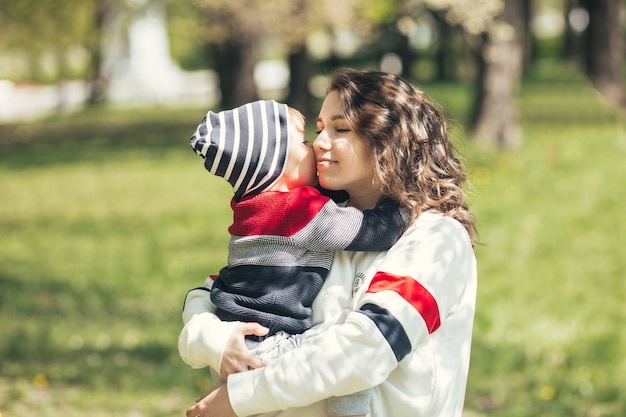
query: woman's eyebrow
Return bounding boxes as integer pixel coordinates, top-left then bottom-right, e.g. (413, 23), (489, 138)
(316, 114), (345, 123)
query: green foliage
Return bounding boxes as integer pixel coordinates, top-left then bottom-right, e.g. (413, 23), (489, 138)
(166, 0), (212, 70)
(354, 0), (403, 24)
(0, 0), (102, 82)
(0, 62), (625, 416)
(0, 0), (96, 51)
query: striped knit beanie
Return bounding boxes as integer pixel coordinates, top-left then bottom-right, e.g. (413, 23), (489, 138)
(190, 100), (289, 199)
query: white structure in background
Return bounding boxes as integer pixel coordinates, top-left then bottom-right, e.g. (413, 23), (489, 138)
(0, 1), (217, 122)
(254, 59), (290, 99)
(0, 80), (86, 122)
(105, 2), (217, 106)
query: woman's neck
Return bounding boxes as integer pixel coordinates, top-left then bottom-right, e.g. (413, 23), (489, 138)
(346, 190), (384, 210)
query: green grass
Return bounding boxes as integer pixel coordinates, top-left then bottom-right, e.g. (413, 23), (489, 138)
(1, 63), (625, 417)
(0, 108), (232, 416)
(460, 62), (626, 417)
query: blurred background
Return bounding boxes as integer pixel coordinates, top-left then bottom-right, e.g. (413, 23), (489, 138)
(0, 0), (624, 416)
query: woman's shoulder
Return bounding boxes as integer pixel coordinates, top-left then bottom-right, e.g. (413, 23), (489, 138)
(413, 210), (464, 228)
(405, 211), (472, 245)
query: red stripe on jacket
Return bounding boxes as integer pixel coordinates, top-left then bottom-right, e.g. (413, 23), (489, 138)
(367, 272), (441, 334)
(228, 186), (330, 237)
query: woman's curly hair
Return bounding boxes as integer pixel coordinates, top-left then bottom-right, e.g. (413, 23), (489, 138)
(328, 68), (477, 245)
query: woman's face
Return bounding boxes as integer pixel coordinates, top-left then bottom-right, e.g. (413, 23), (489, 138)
(314, 90), (379, 205)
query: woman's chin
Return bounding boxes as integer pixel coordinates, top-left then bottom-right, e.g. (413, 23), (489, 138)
(318, 179), (340, 191)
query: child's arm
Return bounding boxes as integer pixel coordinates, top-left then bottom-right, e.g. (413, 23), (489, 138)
(178, 279), (235, 371)
(285, 187), (410, 252)
(345, 197), (410, 251)
(178, 277), (268, 378)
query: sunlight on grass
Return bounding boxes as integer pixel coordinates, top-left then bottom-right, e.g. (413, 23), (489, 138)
(459, 87), (626, 416)
(0, 130), (231, 416)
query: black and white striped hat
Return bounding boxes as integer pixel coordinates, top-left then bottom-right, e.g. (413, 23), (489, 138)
(190, 100), (289, 199)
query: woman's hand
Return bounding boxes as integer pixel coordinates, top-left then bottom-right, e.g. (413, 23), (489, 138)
(186, 384), (235, 417)
(220, 322), (269, 380)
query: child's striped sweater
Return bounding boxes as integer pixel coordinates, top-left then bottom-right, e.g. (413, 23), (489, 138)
(210, 185), (408, 336)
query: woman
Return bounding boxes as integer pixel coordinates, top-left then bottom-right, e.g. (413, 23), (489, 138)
(179, 68), (478, 417)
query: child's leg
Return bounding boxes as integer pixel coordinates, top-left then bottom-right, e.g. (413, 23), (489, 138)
(248, 331), (299, 362)
(327, 388), (371, 417)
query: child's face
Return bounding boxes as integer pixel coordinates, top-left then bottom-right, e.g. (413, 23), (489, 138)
(280, 115), (318, 190)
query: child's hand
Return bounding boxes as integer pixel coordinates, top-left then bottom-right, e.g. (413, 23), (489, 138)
(219, 322), (269, 380)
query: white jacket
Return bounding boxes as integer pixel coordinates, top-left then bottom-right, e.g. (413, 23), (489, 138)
(179, 211), (477, 417)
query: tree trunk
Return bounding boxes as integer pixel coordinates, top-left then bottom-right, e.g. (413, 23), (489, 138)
(286, 45), (313, 117)
(212, 38), (259, 109)
(582, 0), (624, 106)
(521, 0), (533, 71)
(563, 0), (583, 63)
(471, 0), (524, 148)
(396, 31), (414, 80)
(87, 0), (113, 105)
(432, 12), (454, 81)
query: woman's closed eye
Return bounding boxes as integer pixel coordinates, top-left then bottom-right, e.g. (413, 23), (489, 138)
(316, 121), (351, 133)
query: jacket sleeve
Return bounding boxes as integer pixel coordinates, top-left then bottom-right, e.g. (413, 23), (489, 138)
(178, 277), (239, 371)
(226, 216), (476, 416)
(289, 189), (409, 252)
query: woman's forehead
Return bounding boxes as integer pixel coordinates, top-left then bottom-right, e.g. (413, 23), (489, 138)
(317, 91), (344, 122)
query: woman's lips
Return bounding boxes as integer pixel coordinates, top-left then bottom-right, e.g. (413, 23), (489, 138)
(316, 158), (335, 168)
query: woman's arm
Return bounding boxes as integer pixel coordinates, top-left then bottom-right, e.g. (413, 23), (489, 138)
(225, 215), (476, 416)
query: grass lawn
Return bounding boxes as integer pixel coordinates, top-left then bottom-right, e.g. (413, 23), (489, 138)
(1, 62), (625, 417)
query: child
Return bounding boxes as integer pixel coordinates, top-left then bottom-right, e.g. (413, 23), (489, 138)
(185, 100), (408, 417)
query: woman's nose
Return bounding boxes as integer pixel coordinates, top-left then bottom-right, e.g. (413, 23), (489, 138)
(313, 132), (330, 150)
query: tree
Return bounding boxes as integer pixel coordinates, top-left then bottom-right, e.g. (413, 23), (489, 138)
(168, 0), (412, 111)
(0, 0), (94, 79)
(86, 0), (121, 105)
(168, 0), (316, 109)
(281, 0), (313, 115)
(192, 2), (262, 108)
(471, 0), (525, 148)
(0, 0), (129, 106)
(425, 0), (525, 148)
(581, 0), (624, 106)
(521, 0), (533, 71)
(286, 45), (314, 116)
(430, 11), (457, 81)
(563, 0), (584, 63)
